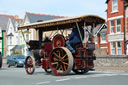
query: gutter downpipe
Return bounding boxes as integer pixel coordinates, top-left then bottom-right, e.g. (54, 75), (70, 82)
(123, 0), (126, 55)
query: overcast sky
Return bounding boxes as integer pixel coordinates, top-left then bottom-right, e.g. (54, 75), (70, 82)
(0, 0), (107, 19)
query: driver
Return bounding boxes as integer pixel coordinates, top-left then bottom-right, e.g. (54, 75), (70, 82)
(66, 26), (84, 53)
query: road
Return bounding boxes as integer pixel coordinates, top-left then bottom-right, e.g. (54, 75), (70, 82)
(0, 67), (128, 85)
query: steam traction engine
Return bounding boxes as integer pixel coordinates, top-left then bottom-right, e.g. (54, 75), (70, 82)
(18, 15), (105, 76)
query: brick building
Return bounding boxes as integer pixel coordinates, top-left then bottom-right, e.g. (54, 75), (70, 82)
(106, 0), (128, 55)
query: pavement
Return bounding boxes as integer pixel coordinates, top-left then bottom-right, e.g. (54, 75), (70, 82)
(95, 66), (128, 72)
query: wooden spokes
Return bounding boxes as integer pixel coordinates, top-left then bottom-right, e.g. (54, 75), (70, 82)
(50, 47), (73, 76)
(25, 56), (35, 75)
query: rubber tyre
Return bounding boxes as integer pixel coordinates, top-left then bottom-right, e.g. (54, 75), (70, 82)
(25, 56), (35, 75)
(50, 47), (74, 76)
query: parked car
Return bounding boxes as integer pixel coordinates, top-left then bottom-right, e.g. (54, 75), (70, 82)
(7, 55), (25, 67)
(0, 54), (2, 68)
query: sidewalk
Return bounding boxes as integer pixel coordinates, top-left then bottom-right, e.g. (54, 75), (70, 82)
(95, 66), (128, 72)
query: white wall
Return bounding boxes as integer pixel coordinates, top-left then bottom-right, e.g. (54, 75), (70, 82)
(6, 19), (19, 55)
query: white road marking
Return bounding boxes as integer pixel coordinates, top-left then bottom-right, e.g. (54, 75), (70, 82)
(119, 74), (128, 76)
(75, 76), (88, 79)
(34, 72), (128, 85)
(36, 81), (50, 85)
(74, 74), (118, 79)
(56, 78), (71, 82)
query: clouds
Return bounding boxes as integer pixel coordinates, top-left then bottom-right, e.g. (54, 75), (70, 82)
(0, 0), (106, 18)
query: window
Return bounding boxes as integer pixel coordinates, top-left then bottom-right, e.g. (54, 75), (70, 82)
(117, 41), (122, 55)
(16, 36), (19, 44)
(111, 42), (115, 55)
(10, 37), (12, 45)
(26, 34), (29, 42)
(116, 19), (121, 33)
(94, 36), (97, 44)
(110, 20), (114, 33)
(101, 33), (106, 43)
(112, 0), (118, 12)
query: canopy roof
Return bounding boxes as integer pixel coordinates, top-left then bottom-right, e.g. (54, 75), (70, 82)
(18, 15), (105, 31)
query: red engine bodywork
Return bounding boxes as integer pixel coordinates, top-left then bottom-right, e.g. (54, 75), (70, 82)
(42, 58), (49, 69)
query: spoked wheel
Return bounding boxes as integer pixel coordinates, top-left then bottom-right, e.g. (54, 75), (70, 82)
(72, 69), (89, 74)
(25, 56), (35, 75)
(50, 47), (73, 76)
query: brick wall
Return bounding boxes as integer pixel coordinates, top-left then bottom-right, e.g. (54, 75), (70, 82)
(94, 55), (128, 67)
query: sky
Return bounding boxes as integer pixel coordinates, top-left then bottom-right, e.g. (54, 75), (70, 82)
(0, 0), (107, 19)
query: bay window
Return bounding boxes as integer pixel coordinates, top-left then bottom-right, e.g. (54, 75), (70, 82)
(101, 33), (106, 43)
(117, 41), (122, 55)
(116, 19), (121, 33)
(110, 20), (114, 33)
(111, 42), (115, 55)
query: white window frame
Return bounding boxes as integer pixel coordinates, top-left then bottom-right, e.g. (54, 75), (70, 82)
(112, 0), (118, 13)
(16, 36), (19, 44)
(94, 36), (97, 44)
(10, 37), (12, 45)
(116, 19), (121, 33)
(116, 41), (122, 55)
(111, 42), (115, 55)
(26, 34), (29, 42)
(101, 33), (106, 43)
(110, 20), (114, 34)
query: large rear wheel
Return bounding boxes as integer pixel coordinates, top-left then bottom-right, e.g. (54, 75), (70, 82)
(25, 56), (35, 75)
(50, 47), (73, 76)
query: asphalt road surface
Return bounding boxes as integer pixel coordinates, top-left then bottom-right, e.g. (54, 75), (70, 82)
(0, 67), (128, 85)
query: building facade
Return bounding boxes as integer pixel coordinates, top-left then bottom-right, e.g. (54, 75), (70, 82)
(0, 14), (18, 57)
(6, 18), (23, 56)
(106, 0), (128, 55)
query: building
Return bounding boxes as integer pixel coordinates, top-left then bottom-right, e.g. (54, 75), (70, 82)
(0, 27), (2, 55)
(93, 24), (108, 56)
(0, 14), (18, 57)
(94, 24), (108, 49)
(106, 0), (128, 55)
(6, 17), (23, 56)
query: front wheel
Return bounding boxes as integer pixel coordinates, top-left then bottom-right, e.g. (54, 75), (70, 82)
(25, 56), (35, 75)
(50, 47), (74, 76)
